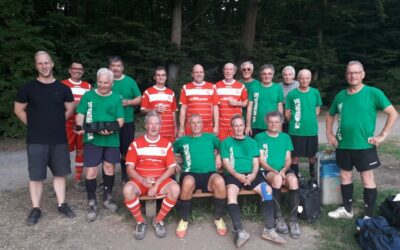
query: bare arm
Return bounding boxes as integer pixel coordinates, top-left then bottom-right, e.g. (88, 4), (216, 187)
(213, 105), (219, 134)
(284, 109), (291, 121)
(326, 114), (338, 147)
(123, 96), (142, 107)
(14, 102), (28, 125)
(65, 102), (74, 120)
(279, 151), (292, 173)
(245, 101), (253, 136)
(258, 151), (278, 173)
(178, 105), (187, 137)
(117, 118), (124, 128)
(369, 105), (398, 146)
(277, 102), (283, 114)
(316, 106), (321, 116)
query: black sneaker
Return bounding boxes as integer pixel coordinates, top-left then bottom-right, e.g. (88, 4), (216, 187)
(26, 208), (41, 226)
(57, 203), (76, 218)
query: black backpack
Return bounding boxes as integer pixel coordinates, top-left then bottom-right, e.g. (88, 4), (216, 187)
(297, 179), (321, 224)
(379, 195), (400, 228)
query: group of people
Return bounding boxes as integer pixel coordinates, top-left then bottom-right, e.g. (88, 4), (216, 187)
(14, 51), (397, 247)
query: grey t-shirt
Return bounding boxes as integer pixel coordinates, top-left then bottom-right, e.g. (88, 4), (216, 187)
(279, 80), (299, 103)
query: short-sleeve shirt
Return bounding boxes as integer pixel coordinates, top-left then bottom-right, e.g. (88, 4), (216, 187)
(180, 82), (219, 133)
(174, 133), (220, 173)
(76, 90), (124, 147)
(249, 82), (283, 129)
(285, 87), (322, 136)
(141, 85), (177, 139)
(126, 135), (176, 178)
(255, 132), (293, 171)
(15, 79), (74, 144)
(220, 136), (259, 174)
(241, 79), (261, 93)
(62, 79), (92, 125)
(329, 85), (392, 149)
(112, 75), (141, 123)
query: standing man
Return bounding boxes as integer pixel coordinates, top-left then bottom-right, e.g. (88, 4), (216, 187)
(174, 114), (227, 238)
(62, 60), (92, 191)
(326, 61), (398, 219)
(285, 69), (322, 178)
(240, 61), (260, 92)
(123, 111), (180, 240)
(216, 63), (248, 140)
(178, 64), (219, 137)
(221, 115), (285, 247)
(245, 64), (283, 137)
(14, 51), (76, 225)
(279, 66), (299, 133)
(109, 56), (141, 183)
(255, 112), (300, 239)
(141, 66), (177, 142)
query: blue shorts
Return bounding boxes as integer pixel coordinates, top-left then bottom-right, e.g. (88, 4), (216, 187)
(83, 143), (121, 167)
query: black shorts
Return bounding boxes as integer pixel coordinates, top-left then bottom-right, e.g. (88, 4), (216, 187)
(261, 168), (295, 177)
(251, 128), (267, 138)
(180, 172), (217, 193)
(282, 121), (289, 134)
(290, 135), (318, 157)
(224, 172), (265, 190)
(27, 144), (71, 181)
(83, 143), (121, 167)
(336, 147), (381, 172)
(119, 121), (135, 156)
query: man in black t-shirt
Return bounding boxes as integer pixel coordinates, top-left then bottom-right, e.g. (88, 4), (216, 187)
(14, 51), (76, 226)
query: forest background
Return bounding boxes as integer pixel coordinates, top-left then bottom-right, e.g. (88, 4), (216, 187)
(1, 0), (399, 138)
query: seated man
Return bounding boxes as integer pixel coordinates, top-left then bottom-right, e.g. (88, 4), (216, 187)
(221, 115), (286, 247)
(123, 111), (180, 240)
(174, 114), (227, 238)
(255, 111), (300, 238)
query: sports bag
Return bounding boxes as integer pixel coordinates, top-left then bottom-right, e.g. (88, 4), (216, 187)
(297, 179), (321, 224)
(379, 195), (400, 228)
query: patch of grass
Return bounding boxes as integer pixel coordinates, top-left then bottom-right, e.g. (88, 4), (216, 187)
(377, 139), (400, 160)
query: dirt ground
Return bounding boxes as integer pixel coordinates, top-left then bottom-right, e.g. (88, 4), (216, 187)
(0, 113), (398, 250)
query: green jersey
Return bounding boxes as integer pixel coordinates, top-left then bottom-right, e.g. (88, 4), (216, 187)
(220, 136), (260, 174)
(174, 133), (220, 173)
(77, 90), (124, 147)
(249, 82), (283, 129)
(286, 87), (322, 136)
(112, 75), (141, 123)
(255, 132), (293, 171)
(329, 85), (391, 149)
(240, 79), (261, 93)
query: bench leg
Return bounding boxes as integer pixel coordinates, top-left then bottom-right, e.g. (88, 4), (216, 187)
(145, 200), (157, 218)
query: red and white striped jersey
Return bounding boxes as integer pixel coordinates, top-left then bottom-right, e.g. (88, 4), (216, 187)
(141, 86), (177, 140)
(126, 135), (176, 178)
(215, 80), (248, 139)
(179, 81), (219, 134)
(62, 79), (91, 124)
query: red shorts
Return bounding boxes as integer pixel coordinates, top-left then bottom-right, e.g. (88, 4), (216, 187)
(130, 177), (175, 197)
(66, 124), (83, 152)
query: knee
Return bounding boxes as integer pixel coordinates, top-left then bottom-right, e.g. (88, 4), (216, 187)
(85, 168), (97, 179)
(169, 183), (181, 199)
(287, 175), (298, 189)
(212, 176), (226, 190)
(340, 171), (352, 184)
(123, 183), (136, 199)
(182, 176), (195, 190)
(103, 162), (115, 174)
(271, 175), (283, 188)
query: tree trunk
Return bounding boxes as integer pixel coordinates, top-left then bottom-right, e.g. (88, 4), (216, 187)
(242, 0), (259, 51)
(168, 0), (183, 88)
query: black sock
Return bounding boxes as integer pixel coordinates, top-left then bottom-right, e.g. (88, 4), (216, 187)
(272, 188), (282, 218)
(227, 203), (243, 231)
(213, 198), (227, 220)
(364, 187), (377, 217)
(309, 163), (315, 178)
(120, 160), (127, 181)
(261, 200), (275, 229)
(103, 174), (115, 200)
(179, 200), (191, 221)
(85, 178), (97, 202)
(291, 164), (299, 178)
(341, 183), (353, 212)
(289, 189), (299, 222)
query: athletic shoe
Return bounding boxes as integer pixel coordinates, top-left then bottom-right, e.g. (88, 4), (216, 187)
(289, 221), (301, 238)
(262, 228), (287, 244)
(152, 219), (167, 238)
(176, 219), (189, 238)
(57, 203), (76, 218)
(26, 208), (41, 226)
(328, 207), (354, 219)
(134, 222), (148, 240)
(233, 229), (250, 248)
(72, 180), (86, 192)
(275, 217), (289, 234)
(214, 218), (227, 236)
(103, 194), (118, 212)
(86, 199), (98, 222)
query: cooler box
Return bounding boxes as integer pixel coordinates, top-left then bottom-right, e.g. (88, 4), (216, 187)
(316, 152), (343, 205)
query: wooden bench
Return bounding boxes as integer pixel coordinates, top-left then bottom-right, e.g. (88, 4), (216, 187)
(139, 187), (288, 218)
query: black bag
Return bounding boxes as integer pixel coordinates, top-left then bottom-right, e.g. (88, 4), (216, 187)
(298, 179), (321, 224)
(84, 121), (120, 133)
(379, 195), (400, 228)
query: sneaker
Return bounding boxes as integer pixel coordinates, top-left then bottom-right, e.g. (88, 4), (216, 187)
(103, 194), (118, 212)
(176, 219), (189, 238)
(289, 221), (301, 238)
(26, 208), (41, 226)
(262, 228), (287, 244)
(72, 180), (86, 192)
(152, 219), (167, 238)
(233, 229), (250, 248)
(328, 206), (354, 219)
(134, 222), (148, 240)
(275, 217), (289, 234)
(96, 182), (104, 193)
(57, 203), (76, 218)
(86, 199), (98, 221)
(214, 218), (227, 236)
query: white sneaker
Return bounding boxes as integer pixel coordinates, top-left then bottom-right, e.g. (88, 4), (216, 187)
(328, 206), (354, 219)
